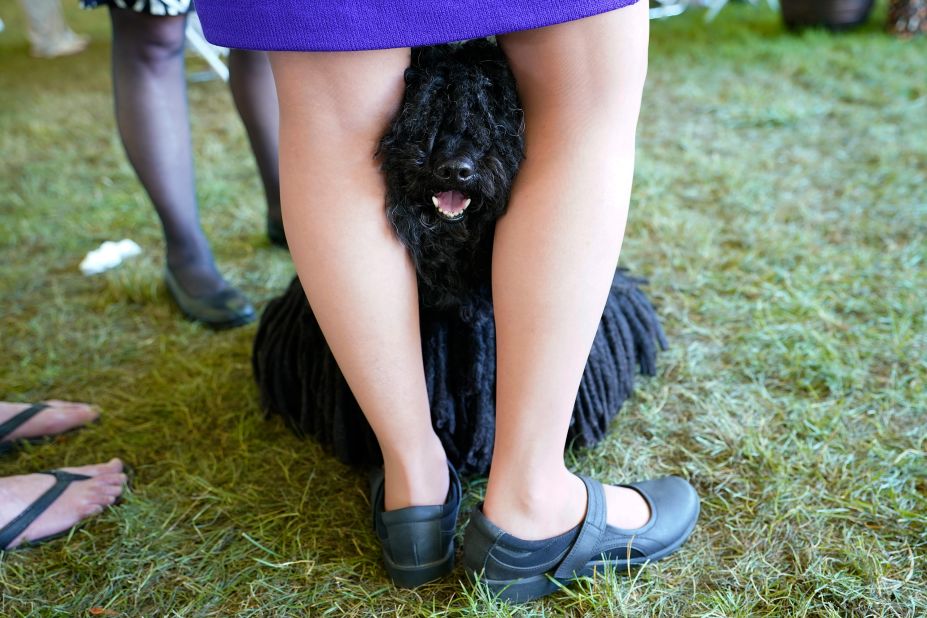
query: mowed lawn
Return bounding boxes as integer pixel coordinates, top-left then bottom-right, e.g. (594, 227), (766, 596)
(0, 2), (924, 616)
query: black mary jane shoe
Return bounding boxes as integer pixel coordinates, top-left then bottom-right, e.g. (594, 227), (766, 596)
(370, 462), (462, 588)
(164, 267), (256, 330)
(464, 475), (700, 603)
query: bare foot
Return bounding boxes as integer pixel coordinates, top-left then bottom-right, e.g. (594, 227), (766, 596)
(0, 459), (126, 549)
(0, 400), (99, 443)
(483, 470), (652, 541)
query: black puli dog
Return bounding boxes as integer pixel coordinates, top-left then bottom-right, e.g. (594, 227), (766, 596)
(253, 40), (667, 476)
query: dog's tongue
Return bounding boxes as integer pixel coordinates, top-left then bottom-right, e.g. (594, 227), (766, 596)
(434, 190), (468, 216)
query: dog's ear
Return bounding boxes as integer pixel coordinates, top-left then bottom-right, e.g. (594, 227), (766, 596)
(411, 45), (450, 70)
(403, 65), (420, 85)
(457, 38), (507, 69)
(459, 38), (498, 59)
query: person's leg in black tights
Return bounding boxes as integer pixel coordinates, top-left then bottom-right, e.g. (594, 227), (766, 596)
(228, 49), (281, 231)
(108, 8), (230, 296)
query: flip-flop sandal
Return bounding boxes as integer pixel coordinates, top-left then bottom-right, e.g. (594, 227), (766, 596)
(463, 475), (700, 604)
(0, 402), (99, 456)
(0, 470), (94, 550)
(0, 403), (52, 456)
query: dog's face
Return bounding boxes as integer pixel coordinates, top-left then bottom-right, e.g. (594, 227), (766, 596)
(378, 40), (525, 308)
(379, 39), (525, 229)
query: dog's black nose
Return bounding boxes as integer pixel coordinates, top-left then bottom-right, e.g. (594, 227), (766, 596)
(435, 158), (475, 183)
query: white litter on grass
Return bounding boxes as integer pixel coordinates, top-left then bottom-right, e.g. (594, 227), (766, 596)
(79, 239), (142, 275)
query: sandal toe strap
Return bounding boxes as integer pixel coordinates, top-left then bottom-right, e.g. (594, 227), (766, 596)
(0, 470), (91, 550)
(554, 475), (607, 580)
(0, 402), (49, 442)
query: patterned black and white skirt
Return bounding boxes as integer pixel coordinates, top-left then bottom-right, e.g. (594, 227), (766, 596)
(80, 0), (192, 16)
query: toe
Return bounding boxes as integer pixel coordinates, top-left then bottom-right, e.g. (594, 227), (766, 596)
(79, 501), (106, 518)
(60, 459), (124, 478)
(92, 492), (119, 507)
(97, 483), (125, 498)
(95, 473), (128, 488)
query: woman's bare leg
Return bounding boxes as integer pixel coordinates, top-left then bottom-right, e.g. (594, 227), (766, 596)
(485, 1), (652, 540)
(270, 50), (448, 511)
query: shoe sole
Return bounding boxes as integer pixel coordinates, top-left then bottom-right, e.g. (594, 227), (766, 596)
(470, 503), (700, 604)
(170, 295), (256, 330)
(183, 309), (256, 331)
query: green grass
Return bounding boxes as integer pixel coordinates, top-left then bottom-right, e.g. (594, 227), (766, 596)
(1, 1), (925, 615)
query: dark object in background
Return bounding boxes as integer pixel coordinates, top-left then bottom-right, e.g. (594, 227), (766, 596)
(252, 41), (668, 477)
(780, 0), (875, 30)
(887, 0), (927, 35)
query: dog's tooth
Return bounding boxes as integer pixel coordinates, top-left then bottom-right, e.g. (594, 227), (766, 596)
(462, 198), (472, 209)
(432, 196), (441, 208)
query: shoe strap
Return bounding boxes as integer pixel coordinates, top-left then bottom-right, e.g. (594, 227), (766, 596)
(0, 470), (91, 550)
(553, 475), (607, 580)
(0, 403), (49, 443)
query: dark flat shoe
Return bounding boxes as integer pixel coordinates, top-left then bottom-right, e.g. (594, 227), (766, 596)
(267, 217), (287, 248)
(463, 475), (700, 603)
(370, 462), (461, 588)
(164, 268), (256, 330)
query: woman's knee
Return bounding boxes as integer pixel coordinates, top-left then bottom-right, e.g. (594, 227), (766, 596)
(109, 9), (186, 65)
(270, 49), (410, 141)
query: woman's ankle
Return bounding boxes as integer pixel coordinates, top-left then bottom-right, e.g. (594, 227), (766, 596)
(483, 467), (653, 539)
(483, 467), (587, 541)
(380, 436), (449, 511)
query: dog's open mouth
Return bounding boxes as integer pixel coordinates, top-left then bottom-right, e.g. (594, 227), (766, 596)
(431, 190), (471, 221)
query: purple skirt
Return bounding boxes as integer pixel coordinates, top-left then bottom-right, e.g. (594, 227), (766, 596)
(195, 0), (640, 52)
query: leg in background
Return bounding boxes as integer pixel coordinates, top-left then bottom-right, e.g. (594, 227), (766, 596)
(17, 0), (88, 58)
(485, 1), (652, 540)
(108, 8), (229, 297)
(270, 50), (448, 510)
(228, 49), (282, 229)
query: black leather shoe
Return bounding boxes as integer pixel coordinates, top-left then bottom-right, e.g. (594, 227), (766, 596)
(370, 462), (461, 588)
(267, 216), (287, 248)
(164, 267), (256, 330)
(463, 475), (700, 603)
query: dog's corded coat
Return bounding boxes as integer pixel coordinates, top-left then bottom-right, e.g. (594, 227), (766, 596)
(252, 41), (668, 476)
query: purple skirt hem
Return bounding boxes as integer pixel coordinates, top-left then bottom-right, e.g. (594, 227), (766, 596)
(195, 0), (641, 52)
